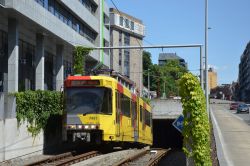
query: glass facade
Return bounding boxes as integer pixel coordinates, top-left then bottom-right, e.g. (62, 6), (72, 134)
(64, 60), (72, 79)
(45, 51), (54, 90)
(79, 0), (97, 15)
(18, 40), (35, 91)
(0, 30), (7, 92)
(35, 0), (97, 43)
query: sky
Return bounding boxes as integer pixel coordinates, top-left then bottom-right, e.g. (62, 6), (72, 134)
(107, 0), (250, 85)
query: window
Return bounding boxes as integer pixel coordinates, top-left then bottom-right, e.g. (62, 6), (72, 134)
(0, 30), (7, 92)
(35, 0), (97, 43)
(101, 88), (112, 114)
(79, 0), (97, 14)
(18, 40), (35, 91)
(124, 33), (130, 45)
(131, 21), (134, 30)
(119, 16), (123, 26)
(145, 110), (151, 127)
(125, 19), (129, 28)
(66, 88), (111, 115)
(140, 106), (143, 122)
(64, 60), (72, 79)
(121, 94), (131, 117)
(45, 51), (54, 90)
(131, 101), (137, 127)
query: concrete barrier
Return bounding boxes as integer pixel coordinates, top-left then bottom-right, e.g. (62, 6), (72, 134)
(0, 93), (43, 162)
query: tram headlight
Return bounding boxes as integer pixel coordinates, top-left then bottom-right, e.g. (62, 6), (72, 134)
(84, 125), (90, 129)
(77, 125), (83, 129)
(67, 125), (76, 129)
(90, 124), (96, 129)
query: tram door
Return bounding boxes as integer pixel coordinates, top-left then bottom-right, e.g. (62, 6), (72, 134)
(116, 92), (121, 137)
(132, 101), (138, 142)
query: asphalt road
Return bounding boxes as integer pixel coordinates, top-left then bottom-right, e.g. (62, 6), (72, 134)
(210, 99), (250, 124)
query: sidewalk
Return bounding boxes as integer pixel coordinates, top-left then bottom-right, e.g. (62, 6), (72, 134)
(211, 105), (250, 166)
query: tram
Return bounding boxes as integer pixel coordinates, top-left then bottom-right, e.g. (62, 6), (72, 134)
(63, 75), (152, 146)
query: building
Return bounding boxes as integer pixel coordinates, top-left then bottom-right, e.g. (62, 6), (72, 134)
(0, 0), (111, 161)
(238, 41), (250, 102)
(158, 53), (187, 68)
(109, 8), (145, 95)
(0, 0), (110, 93)
(208, 67), (217, 90)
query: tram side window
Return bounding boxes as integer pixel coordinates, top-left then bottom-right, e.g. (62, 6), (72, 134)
(101, 88), (112, 114)
(121, 94), (131, 117)
(140, 106), (143, 122)
(131, 101), (137, 125)
(145, 110), (151, 127)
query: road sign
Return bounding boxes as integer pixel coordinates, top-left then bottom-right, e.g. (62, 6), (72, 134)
(172, 115), (184, 133)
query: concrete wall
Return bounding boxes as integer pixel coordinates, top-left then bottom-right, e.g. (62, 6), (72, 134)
(151, 99), (183, 119)
(0, 93), (43, 162)
(130, 36), (143, 93)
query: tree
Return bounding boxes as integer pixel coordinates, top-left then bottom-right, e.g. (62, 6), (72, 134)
(158, 60), (187, 97)
(143, 51), (153, 86)
(142, 51), (188, 98)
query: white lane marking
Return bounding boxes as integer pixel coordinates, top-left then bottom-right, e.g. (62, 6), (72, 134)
(210, 109), (234, 166)
(230, 113), (244, 121)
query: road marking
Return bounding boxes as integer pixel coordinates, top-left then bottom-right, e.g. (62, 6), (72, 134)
(230, 112), (244, 121)
(210, 109), (234, 166)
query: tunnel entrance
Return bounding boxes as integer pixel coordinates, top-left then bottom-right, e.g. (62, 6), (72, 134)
(153, 119), (183, 149)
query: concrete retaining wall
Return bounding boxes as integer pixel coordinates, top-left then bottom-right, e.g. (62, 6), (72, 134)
(0, 93), (43, 162)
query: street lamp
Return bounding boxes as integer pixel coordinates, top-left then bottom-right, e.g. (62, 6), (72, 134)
(205, 0), (209, 116)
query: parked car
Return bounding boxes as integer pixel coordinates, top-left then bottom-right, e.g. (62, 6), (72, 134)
(230, 102), (239, 110)
(237, 104), (249, 113)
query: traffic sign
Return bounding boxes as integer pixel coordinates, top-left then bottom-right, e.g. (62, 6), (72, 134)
(172, 115), (184, 133)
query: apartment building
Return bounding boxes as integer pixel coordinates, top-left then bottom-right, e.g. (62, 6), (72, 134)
(158, 53), (187, 68)
(109, 8), (145, 95)
(208, 67), (217, 90)
(238, 41), (250, 102)
(0, 0), (110, 92)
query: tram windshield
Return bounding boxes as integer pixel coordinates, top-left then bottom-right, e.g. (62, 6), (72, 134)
(65, 87), (112, 115)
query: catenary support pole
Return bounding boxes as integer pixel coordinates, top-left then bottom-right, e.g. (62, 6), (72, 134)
(205, 0), (209, 117)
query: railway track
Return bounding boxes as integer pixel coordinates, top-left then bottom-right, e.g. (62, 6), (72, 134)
(25, 151), (99, 166)
(113, 148), (171, 166)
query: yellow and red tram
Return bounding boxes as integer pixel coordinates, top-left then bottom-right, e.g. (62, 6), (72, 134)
(63, 75), (152, 146)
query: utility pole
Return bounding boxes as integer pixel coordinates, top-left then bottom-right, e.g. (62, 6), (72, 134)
(205, 0), (209, 117)
(148, 69), (150, 98)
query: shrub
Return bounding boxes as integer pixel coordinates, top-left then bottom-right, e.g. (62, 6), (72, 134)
(179, 73), (211, 166)
(15, 90), (63, 137)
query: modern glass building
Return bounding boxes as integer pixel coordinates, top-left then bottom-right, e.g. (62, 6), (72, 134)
(0, 0), (110, 92)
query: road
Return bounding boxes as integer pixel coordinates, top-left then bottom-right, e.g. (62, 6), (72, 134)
(210, 99), (250, 166)
(210, 99), (250, 124)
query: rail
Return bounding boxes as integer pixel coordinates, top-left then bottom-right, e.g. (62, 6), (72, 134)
(25, 151), (98, 166)
(112, 148), (170, 166)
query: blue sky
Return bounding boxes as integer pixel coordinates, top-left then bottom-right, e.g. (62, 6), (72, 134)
(107, 0), (250, 84)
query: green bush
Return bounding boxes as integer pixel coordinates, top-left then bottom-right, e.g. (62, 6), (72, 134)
(73, 46), (93, 75)
(15, 90), (63, 137)
(179, 73), (211, 166)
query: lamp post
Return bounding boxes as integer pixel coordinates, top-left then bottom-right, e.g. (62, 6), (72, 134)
(205, 0), (209, 117)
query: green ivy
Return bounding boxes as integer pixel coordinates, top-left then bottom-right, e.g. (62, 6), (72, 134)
(15, 90), (63, 137)
(179, 73), (211, 166)
(73, 46), (93, 75)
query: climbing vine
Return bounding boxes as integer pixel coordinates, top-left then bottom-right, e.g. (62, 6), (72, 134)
(73, 46), (93, 75)
(15, 90), (63, 137)
(179, 73), (211, 166)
